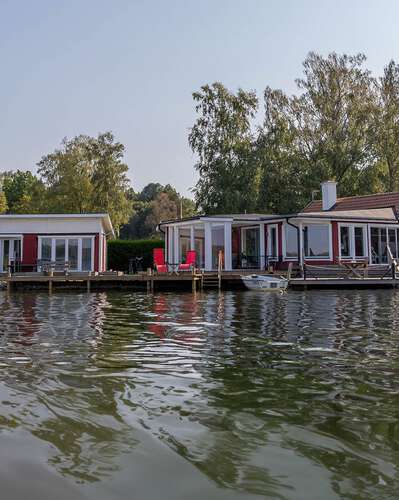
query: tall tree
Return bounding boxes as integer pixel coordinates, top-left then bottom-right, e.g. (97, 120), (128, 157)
(372, 60), (399, 192)
(189, 83), (259, 213)
(37, 132), (132, 233)
(289, 52), (376, 196)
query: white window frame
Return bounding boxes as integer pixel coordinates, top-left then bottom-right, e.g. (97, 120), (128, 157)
(267, 224), (279, 261)
(282, 222), (300, 261)
(301, 222), (333, 261)
(0, 236), (23, 273)
(38, 235), (95, 272)
(368, 224), (399, 265)
(338, 223), (368, 260)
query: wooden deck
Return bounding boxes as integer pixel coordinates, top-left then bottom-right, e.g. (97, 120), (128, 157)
(0, 270), (265, 292)
(1, 270), (399, 292)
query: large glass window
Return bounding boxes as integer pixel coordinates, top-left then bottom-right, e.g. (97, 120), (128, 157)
(340, 226), (350, 257)
(82, 238), (93, 271)
(55, 239), (65, 262)
(268, 226), (278, 259)
(388, 229), (397, 258)
(241, 227), (259, 268)
(354, 227), (365, 257)
(40, 236), (94, 271)
(285, 225), (298, 258)
(68, 239), (79, 270)
(41, 238), (52, 261)
(304, 224), (330, 258)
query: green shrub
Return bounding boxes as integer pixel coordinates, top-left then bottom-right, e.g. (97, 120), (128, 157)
(108, 239), (164, 272)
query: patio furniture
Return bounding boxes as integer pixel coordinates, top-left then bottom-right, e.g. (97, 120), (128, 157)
(178, 250), (196, 271)
(338, 259), (369, 278)
(153, 248), (168, 273)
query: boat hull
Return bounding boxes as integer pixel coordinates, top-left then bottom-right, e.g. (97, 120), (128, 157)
(241, 275), (288, 291)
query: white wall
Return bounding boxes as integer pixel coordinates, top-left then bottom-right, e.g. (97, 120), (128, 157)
(0, 217), (104, 235)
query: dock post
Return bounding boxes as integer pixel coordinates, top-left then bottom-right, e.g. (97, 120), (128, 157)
(49, 269), (53, 294)
(87, 275), (91, 293)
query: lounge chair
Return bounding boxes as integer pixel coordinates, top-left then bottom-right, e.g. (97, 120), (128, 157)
(153, 248), (168, 273)
(178, 250), (196, 271)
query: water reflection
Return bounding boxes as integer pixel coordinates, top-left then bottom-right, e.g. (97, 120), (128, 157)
(0, 290), (399, 498)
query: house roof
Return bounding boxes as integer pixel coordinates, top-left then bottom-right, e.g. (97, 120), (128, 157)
(295, 207), (397, 222)
(0, 213), (115, 237)
(303, 191), (399, 213)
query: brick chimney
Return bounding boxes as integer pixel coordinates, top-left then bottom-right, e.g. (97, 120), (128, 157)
(321, 181), (337, 211)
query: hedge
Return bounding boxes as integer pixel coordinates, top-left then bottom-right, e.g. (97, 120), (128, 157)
(108, 239), (164, 272)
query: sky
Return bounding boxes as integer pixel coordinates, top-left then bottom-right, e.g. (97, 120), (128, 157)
(1, 0), (399, 197)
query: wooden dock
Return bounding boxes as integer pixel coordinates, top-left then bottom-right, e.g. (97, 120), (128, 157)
(0, 270), (259, 292)
(1, 270), (399, 292)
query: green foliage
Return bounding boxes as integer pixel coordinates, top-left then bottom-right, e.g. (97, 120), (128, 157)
(37, 132), (132, 233)
(0, 190), (7, 214)
(189, 82), (259, 213)
(190, 52), (399, 213)
(120, 183), (197, 239)
(107, 239), (164, 272)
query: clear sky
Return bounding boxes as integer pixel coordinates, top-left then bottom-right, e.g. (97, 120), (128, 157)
(1, 0), (399, 197)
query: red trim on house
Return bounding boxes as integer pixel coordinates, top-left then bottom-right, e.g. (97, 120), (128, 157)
(22, 234), (38, 267)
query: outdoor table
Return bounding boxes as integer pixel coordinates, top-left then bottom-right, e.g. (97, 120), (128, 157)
(167, 263), (180, 275)
(339, 259), (369, 278)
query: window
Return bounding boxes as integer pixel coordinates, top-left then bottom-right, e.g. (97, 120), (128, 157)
(340, 226), (350, 257)
(82, 238), (93, 271)
(41, 238), (52, 261)
(268, 226), (278, 258)
(241, 227), (259, 268)
(354, 227), (365, 257)
(68, 239), (79, 270)
(285, 225), (298, 258)
(39, 236), (94, 271)
(55, 239), (65, 262)
(304, 224), (330, 258)
(388, 229), (397, 258)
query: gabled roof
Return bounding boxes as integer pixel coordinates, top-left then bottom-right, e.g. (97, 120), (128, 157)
(296, 207), (397, 222)
(303, 192), (399, 213)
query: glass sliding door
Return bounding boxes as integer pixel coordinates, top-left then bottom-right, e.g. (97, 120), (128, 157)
(241, 227), (260, 268)
(38, 236), (94, 272)
(82, 238), (93, 271)
(0, 239), (22, 273)
(370, 227), (394, 264)
(68, 239), (79, 270)
(55, 239), (66, 263)
(2, 240), (9, 272)
(267, 225), (278, 262)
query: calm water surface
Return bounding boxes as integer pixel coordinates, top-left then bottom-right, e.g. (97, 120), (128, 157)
(0, 289), (399, 499)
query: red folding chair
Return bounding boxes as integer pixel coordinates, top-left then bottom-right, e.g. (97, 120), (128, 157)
(153, 248), (168, 273)
(178, 250), (196, 271)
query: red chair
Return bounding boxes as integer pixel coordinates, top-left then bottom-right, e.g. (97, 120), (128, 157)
(153, 248), (168, 273)
(178, 250), (196, 271)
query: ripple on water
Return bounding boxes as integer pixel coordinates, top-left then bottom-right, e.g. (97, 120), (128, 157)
(0, 290), (398, 499)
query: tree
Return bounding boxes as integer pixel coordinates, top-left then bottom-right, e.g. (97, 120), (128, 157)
(37, 132), (132, 233)
(1, 170), (46, 213)
(0, 190), (7, 214)
(189, 83), (259, 214)
(372, 60), (399, 192)
(288, 52), (376, 196)
(119, 183), (197, 239)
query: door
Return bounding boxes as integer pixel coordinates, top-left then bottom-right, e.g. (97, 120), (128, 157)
(0, 239), (21, 273)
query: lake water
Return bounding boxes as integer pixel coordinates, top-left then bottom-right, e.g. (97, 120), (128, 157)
(0, 289), (399, 499)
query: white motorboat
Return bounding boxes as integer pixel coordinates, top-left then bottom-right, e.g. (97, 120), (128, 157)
(241, 274), (288, 291)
